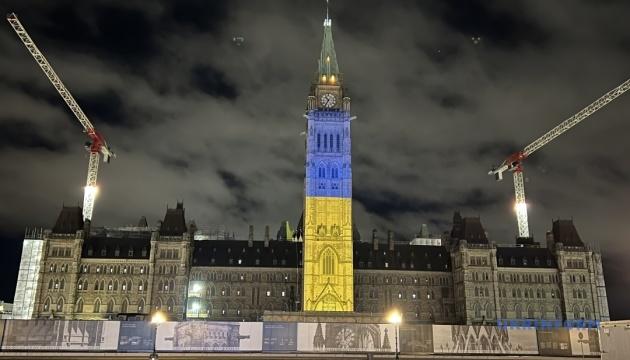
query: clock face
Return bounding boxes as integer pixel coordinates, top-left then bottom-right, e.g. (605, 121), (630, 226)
(335, 328), (355, 349)
(320, 93), (336, 108)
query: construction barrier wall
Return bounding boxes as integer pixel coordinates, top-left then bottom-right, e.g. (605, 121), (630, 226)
(0, 319), (602, 356)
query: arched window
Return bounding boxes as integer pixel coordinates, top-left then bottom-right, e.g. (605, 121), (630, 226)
(94, 299), (101, 313)
(83, 280), (88, 291)
(323, 249), (335, 275)
(527, 305), (535, 319)
(56, 298), (64, 312)
(100, 280), (105, 291)
(76, 298), (84, 313)
(48, 279), (53, 290)
(60, 279), (65, 290)
(113, 280), (118, 291)
(554, 306), (562, 320)
(474, 303), (482, 319)
(169, 280), (175, 293)
(121, 299), (128, 313)
(515, 304), (523, 319)
(329, 134), (333, 149)
(155, 298), (162, 310)
(317, 133), (321, 149)
(43, 297), (51, 312)
(138, 298), (145, 313)
(584, 306), (591, 319)
(539, 304), (546, 319)
(167, 298), (175, 313)
(573, 305), (581, 320)
(108, 280), (113, 291)
(500, 305), (507, 320)
(107, 299), (114, 313)
(485, 303), (494, 319)
(122, 281), (127, 292)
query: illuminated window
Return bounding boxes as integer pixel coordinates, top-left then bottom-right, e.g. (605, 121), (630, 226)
(266, 290), (271, 297)
(398, 292), (402, 299)
(412, 293), (417, 299)
(281, 291), (286, 297)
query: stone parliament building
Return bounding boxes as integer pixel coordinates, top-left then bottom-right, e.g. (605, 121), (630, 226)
(11, 10), (609, 325)
(13, 204), (609, 325)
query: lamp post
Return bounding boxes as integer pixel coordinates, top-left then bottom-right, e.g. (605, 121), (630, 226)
(150, 311), (166, 360)
(387, 309), (402, 360)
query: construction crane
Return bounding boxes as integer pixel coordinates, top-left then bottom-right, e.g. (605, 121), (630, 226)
(7, 13), (115, 222)
(489, 78), (630, 238)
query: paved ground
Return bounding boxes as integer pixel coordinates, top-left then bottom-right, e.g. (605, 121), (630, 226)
(0, 353), (601, 360)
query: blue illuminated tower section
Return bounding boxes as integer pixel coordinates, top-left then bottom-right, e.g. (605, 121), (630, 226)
(302, 14), (354, 312)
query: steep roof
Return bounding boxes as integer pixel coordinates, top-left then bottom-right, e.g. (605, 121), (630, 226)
(496, 247), (557, 268)
(552, 219), (584, 247)
(450, 212), (488, 244)
(52, 206), (84, 234)
(317, 15), (340, 80)
(159, 202), (187, 236)
(82, 228), (152, 259)
(191, 239), (451, 272)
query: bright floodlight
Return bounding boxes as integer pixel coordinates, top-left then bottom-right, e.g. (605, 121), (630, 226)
(387, 309), (402, 324)
(193, 283), (202, 292)
(151, 311), (166, 325)
(85, 185), (99, 197)
(514, 202), (527, 212)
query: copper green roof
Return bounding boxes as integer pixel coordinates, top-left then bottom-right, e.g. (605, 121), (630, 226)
(317, 17), (340, 80)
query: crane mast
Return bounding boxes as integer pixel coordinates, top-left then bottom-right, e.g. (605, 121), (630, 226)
(489, 78), (630, 238)
(7, 13), (115, 221)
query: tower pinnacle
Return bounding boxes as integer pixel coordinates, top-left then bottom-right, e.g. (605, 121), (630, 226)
(317, 1), (340, 84)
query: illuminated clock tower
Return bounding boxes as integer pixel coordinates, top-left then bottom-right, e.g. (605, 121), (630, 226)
(303, 13), (353, 312)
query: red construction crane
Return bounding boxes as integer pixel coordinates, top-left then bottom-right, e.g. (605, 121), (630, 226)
(7, 13), (115, 221)
(489, 78), (630, 238)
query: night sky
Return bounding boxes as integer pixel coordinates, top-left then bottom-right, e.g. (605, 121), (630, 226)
(1, 1), (630, 319)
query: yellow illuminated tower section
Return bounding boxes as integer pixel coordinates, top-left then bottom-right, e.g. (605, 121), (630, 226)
(302, 12), (353, 312)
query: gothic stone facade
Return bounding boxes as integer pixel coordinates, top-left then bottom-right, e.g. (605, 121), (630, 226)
(13, 205), (609, 325)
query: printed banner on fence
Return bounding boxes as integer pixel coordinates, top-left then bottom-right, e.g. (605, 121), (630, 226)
(155, 321), (262, 352)
(432, 325), (538, 354)
(569, 328), (600, 356)
(537, 328), (571, 356)
(262, 322), (297, 351)
(1, 320), (119, 351)
(117, 321), (155, 352)
(297, 323), (397, 353)
(399, 324), (432, 354)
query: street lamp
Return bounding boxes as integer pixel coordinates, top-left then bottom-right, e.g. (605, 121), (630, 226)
(150, 311), (166, 360)
(387, 309), (402, 360)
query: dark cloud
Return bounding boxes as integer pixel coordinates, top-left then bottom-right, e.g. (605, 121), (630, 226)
(191, 65), (238, 99)
(1, 0), (630, 320)
(0, 119), (67, 152)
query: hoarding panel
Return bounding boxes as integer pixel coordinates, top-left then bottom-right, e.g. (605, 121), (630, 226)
(537, 328), (572, 356)
(399, 324), (432, 354)
(117, 321), (155, 352)
(155, 321), (262, 352)
(262, 322), (297, 352)
(433, 325), (537, 354)
(1, 320), (119, 351)
(297, 322), (397, 353)
(570, 328), (600, 356)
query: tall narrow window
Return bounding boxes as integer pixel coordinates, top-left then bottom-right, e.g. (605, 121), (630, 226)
(317, 133), (321, 149)
(93, 299), (101, 313)
(323, 250), (335, 275)
(324, 133), (327, 149)
(329, 134), (333, 150)
(336, 134), (340, 151)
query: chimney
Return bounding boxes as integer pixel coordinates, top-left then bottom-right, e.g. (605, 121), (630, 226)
(546, 231), (555, 250)
(248, 225), (254, 247)
(372, 229), (378, 250)
(388, 230), (394, 251)
(264, 225), (270, 247)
